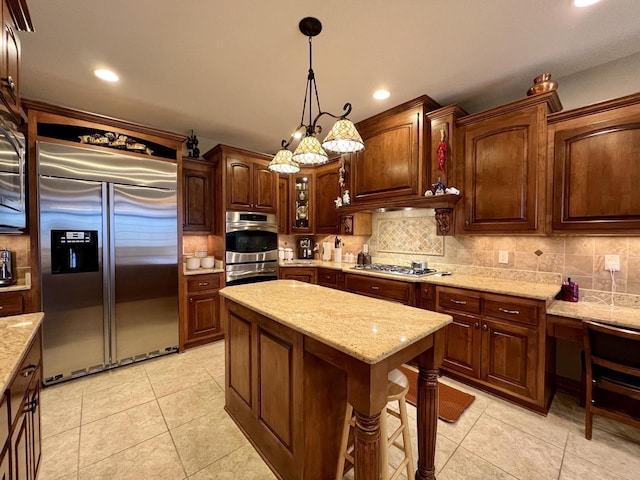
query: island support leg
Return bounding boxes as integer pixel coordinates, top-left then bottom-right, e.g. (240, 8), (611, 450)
(353, 410), (381, 480)
(415, 329), (444, 480)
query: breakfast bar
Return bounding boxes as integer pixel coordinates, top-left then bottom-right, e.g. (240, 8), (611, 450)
(220, 280), (452, 480)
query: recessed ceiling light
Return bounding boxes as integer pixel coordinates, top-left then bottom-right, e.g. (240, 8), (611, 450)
(373, 89), (390, 100)
(573, 0), (600, 7)
(94, 69), (119, 82)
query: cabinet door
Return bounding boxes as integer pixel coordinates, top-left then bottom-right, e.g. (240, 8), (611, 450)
(27, 374), (41, 479)
(351, 106), (423, 202)
(187, 292), (221, 343)
(441, 311), (481, 379)
(278, 176), (289, 234)
(0, 291), (24, 317)
(0, 447), (9, 480)
(279, 268), (316, 284)
(226, 155), (253, 210)
(252, 161), (277, 213)
(314, 162), (340, 234)
(0, 2), (20, 120)
(462, 106), (542, 232)
(182, 160), (213, 233)
(480, 318), (537, 399)
(291, 173), (313, 234)
(11, 408), (28, 480)
(551, 109), (640, 231)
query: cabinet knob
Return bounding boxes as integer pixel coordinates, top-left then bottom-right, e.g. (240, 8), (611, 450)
(482, 324), (488, 331)
(465, 220), (470, 226)
(189, 297), (193, 303)
(0, 306), (3, 310)
(2, 75), (15, 92)
(474, 322), (479, 328)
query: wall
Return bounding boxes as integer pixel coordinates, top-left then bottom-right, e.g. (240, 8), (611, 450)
(0, 234), (30, 283)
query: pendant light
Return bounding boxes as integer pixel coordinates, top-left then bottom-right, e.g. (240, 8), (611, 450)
(268, 17), (364, 174)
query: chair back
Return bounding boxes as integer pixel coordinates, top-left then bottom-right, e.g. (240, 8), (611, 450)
(583, 321), (640, 379)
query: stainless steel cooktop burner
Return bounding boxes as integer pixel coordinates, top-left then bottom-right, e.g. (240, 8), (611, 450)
(351, 263), (437, 277)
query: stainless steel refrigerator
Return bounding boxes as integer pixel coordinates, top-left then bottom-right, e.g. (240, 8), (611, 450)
(38, 141), (179, 385)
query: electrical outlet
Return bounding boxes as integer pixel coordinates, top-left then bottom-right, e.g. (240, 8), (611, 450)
(604, 254), (620, 272)
(498, 251), (509, 264)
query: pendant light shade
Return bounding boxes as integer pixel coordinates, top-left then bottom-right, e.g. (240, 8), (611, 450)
(292, 135), (329, 165)
(322, 118), (365, 153)
(268, 148), (300, 174)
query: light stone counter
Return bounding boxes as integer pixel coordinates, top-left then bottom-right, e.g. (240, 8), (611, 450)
(0, 312), (44, 391)
(547, 300), (640, 330)
(220, 279), (452, 364)
(279, 260), (561, 300)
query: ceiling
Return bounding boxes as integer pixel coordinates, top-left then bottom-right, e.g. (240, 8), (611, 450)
(17, 0), (640, 156)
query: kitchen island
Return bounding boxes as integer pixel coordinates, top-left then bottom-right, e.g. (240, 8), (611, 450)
(219, 280), (452, 480)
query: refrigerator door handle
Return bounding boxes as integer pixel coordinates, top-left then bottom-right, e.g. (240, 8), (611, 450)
(106, 182), (117, 364)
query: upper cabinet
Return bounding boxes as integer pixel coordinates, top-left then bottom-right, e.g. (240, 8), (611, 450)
(457, 92), (561, 234)
(182, 157), (214, 234)
(349, 96), (441, 205)
(548, 93), (640, 233)
(205, 145), (277, 215)
(0, 0), (33, 122)
(291, 170), (314, 235)
(314, 160), (341, 234)
(278, 175), (289, 234)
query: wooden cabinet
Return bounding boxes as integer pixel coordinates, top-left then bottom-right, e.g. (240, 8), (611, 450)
(4, 327), (42, 480)
(204, 145), (276, 214)
(278, 176), (289, 234)
(182, 158), (214, 234)
(279, 267), (316, 284)
(436, 286), (549, 412)
(349, 96), (440, 205)
(416, 282), (435, 311)
(457, 92), (561, 233)
(291, 172), (313, 234)
(185, 273), (223, 348)
(0, 0), (32, 122)
(0, 291), (24, 317)
(548, 93), (640, 232)
(314, 161), (341, 234)
(345, 273), (415, 305)
(316, 268), (344, 290)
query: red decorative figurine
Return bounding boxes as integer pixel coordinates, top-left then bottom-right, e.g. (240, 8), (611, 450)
(437, 126), (447, 172)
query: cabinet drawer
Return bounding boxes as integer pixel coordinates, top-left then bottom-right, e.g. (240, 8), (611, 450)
(316, 268), (344, 288)
(437, 289), (481, 314)
(187, 274), (221, 293)
(0, 292), (24, 317)
(483, 299), (539, 327)
(9, 330), (42, 427)
(346, 274), (413, 304)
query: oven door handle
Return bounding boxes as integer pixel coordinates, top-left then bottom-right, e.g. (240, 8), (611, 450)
(228, 268), (277, 277)
(226, 223), (278, 233)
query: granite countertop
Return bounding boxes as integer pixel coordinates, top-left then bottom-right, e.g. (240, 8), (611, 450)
(547, 300), (640, 330)
(220, 280), (452, 364)
(0, 312), (44, 391)
(279, 260), (560, 301)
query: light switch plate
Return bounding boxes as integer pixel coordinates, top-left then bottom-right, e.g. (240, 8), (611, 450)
(604, 254), (620, 271)
(498, 251), (509, 264)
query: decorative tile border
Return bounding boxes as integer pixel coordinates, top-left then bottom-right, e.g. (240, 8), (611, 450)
(376, 216), (443, 255)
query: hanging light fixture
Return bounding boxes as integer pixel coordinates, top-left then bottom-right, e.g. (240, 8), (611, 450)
(268, 17), (364, 173)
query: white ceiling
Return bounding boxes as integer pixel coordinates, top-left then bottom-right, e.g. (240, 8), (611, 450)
(17, 0), (640, 155)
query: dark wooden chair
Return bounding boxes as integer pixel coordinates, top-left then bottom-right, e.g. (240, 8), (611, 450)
(583, 320), (640, 440)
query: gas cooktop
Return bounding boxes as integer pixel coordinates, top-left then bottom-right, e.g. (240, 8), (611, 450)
(350, 263), (437, 277)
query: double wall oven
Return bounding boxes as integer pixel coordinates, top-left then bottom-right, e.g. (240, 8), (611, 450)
(225, 211), (278, 285)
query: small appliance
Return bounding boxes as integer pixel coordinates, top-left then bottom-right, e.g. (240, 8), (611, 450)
(0, 249), (15, 285)
(298, 237), (314, 260)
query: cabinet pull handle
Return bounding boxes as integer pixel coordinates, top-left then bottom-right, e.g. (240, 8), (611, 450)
(21, 364), (37, 377)
(23, 397), (38, 414)
(189, 297), (193, 303)
(2, 75), (15, 92)
(450, 298), (467, 305)
(371, 286), (380, 290)
(498, 307), (520, 315)
(198, 282), (209, 286)
(474, 322), (479, 328)
(482, 324), (488, 331)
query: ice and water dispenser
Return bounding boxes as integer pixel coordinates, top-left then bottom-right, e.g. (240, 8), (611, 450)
(50, 230), (99, 274)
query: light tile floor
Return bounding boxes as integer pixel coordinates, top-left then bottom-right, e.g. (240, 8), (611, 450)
(39, 340), (640, 479)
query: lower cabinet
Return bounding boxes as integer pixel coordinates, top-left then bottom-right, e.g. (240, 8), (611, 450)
(416, 282), (435, 311)
(437, 286), (549, 412)
(0, 291), (25, 317)
(3, 327), (42, 480)
(185, 273), (224, 348)
(345, 273), (416, 305)
(316, 268), (344, 290)
(279, 267), (316, 284)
